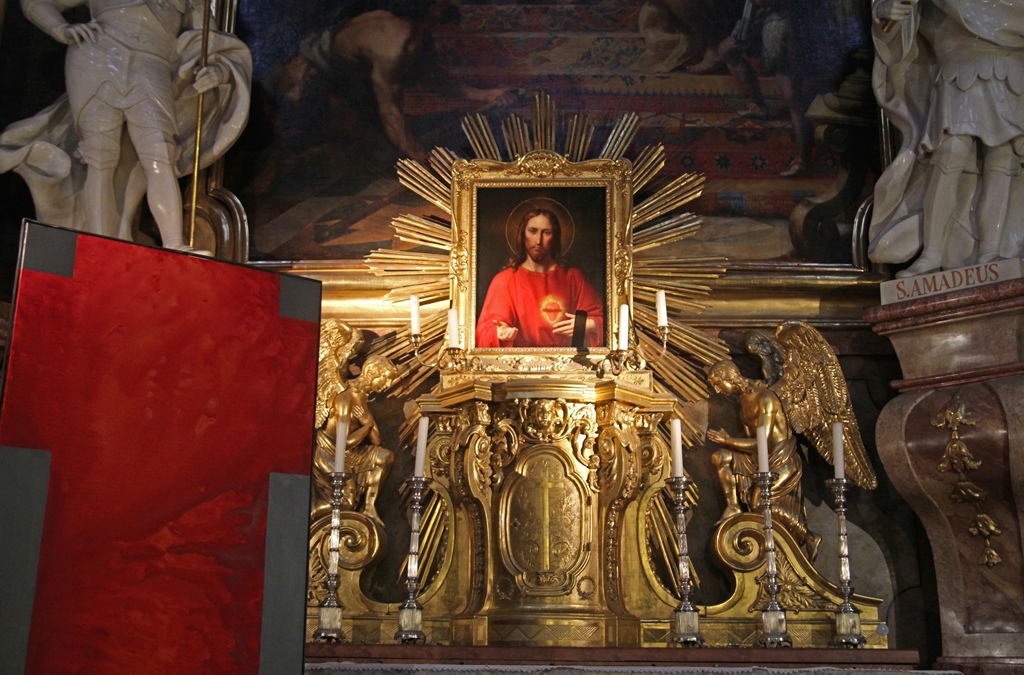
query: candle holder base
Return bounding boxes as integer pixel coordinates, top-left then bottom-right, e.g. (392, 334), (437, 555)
(395, 601), (425, 644)
(759, 607), (793, 647)
(313, 602), (345, 643)
(670, 605), (704, 647)
(834, 604), (867, 648)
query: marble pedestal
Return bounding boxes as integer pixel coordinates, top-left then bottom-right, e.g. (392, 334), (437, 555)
(865, 278), (1024, 675)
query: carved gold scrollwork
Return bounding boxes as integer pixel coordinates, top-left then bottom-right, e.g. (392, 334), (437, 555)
(569, 406), (600, 492)
(450, 232), (470, 294)
(713, 513), (842, 617)
(613, 232), (632, 298)
(451, 158), (481, 192)
(508, 150), (581, 178)
(751, 555), (835, 613)
(452, 406), (498, 499)
(442, 410), (473, 502)
(595, 401), (644, 606)
(474, 354), (588, 373)
(634, 412), (667, 480)
(434, 412), (460, 435)
(932, 395), (1002, 567)
(713, 513), (767, 572)
(468, 428), (495, 496)
(433, 431), (453, 476)
(308, 511), (384, 600)
(596, 401), (642, 497)
(490, 415), (521, 478)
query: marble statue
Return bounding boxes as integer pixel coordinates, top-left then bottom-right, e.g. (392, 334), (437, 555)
(706, 322), (877, 562)
(868, 0), (1024, 277)
(0, 0), (252, 253)
(315, 320), (398, 523)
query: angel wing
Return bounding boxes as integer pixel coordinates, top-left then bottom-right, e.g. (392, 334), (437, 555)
(314, 319), (363, 429)
(751, 322), (878, 490)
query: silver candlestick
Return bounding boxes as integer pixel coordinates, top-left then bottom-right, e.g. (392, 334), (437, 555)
(313, 470), (349, 642)
(828, 476), (866, 647)
(667, 476), (704, 646)
(395, 476), (430, 643)
(756, 471), (792, 647)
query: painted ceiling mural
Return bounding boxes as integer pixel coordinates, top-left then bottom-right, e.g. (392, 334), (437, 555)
(0, 0), (874, 271)
(224, 0), (874, 265)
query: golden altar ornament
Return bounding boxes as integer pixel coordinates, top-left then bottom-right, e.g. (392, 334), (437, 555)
(305, 94), (889, 650)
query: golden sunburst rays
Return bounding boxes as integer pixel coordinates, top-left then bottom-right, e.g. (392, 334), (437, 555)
(395, 160), (453, 214)
(366, 92), (728, 416)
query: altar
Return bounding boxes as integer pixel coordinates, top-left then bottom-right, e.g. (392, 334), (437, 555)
(304, 102), (891, 654)
(417, 370), (676, 647)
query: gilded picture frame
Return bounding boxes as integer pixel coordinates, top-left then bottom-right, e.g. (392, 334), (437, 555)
(449, 151), (632, 357)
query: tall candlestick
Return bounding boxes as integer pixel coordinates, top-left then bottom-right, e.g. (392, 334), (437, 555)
(618, 304), (630, 350)
(756, 425), (770, 474)
(414, 416), (429, 477)
(656, 290), (668, 327)
(671, 418), (684, 478)
(668, 473), (703, 646)
(833, 421), (845, 480)
(756, 469), (792, 647)
(447, 309), (459, 349)
(396, 475), (428, 644)
(335, 419), (348, 474)
(313, 469), (348, 643)
(410, 295), (421, 335)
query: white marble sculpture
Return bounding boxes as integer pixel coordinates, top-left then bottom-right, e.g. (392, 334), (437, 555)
(869, 0), (1024, 278)
(0, 0), (252, 253)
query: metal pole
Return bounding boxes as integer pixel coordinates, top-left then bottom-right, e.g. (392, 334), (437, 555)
(188, 0), (213, 247)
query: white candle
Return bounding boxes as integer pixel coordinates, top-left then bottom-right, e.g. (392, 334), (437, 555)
(833, 421), (845, 480)
(656, 290), (668, 327)
(670, 418), (684, 478)
(410, 295), (421, 335)
(334, 418), (348, 474)
(415, 416), (429, 477)
(618, 303), (630, 349)
(756, 425), (770, 474)
(447, 308), (459, 349)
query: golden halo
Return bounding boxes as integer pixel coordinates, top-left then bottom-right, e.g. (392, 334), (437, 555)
(504, 198), (576, 256)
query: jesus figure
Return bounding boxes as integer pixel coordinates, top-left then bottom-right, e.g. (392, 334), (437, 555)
(476, 208), (604, 349)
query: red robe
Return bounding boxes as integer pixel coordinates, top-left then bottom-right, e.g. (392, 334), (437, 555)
(476, 265), (604, 348)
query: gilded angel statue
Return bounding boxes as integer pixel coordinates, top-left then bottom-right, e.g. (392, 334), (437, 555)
(315, 320), (398, 523)
(706, 322), (877, 562)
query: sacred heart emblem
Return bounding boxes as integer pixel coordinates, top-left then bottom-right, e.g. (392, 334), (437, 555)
(541, 296), (564, 323)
